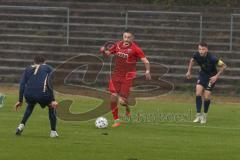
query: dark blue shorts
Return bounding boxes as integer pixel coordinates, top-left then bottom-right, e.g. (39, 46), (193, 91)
(24, 92), (53, 108)
(196, 74), (215, 91)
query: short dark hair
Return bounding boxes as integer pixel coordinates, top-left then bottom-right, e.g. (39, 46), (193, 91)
(198, 42), (208, 48)
(34, 55), (46, 64)
(123, 29), (134, 35)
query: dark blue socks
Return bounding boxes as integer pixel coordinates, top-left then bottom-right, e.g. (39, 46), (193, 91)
(196, 96), (202, 113)
(49, 108), (57, 131)
(204, 100), (211, 113)
(196, 96), (211, 113)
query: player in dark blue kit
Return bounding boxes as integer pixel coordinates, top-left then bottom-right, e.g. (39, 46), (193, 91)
(15, 56), (59, 137)
(186, 42), (227, 124)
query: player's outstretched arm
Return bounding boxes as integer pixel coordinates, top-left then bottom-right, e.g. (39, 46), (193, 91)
(210, 60), (227, 84)
(186, 58), (195, 79)
(141, 57), (151, 80)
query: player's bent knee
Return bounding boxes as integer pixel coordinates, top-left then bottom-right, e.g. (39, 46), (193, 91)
(195, 85), (204, 96)
(119, 97), (127, 106)
(203, 95), (211, 101)
(204, 91), (212, 100)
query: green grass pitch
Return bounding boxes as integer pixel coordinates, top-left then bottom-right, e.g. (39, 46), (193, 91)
(0, 90), (240, 160)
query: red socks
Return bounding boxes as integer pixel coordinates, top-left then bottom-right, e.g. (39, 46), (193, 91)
(111, 101), (119, 120)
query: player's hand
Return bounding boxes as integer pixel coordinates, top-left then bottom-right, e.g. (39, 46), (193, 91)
(210, 75), (218, 84)
(15, 101), (22, 111)
(186, 71), (192, 79)
(99, 46), (105, 53)
(100, 47), (111, 56)
(50, 101), (58, 109)
(145, 71), (151, 80)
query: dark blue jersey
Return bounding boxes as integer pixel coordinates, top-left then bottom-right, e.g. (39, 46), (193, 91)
(192, 52), (219, 77)
(19, 64), (55, 102)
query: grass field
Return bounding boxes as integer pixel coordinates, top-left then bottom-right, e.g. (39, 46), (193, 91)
(0, 86), (240, 160)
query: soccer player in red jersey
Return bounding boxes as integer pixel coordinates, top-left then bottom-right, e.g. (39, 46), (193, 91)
(100, 30), (151, 127)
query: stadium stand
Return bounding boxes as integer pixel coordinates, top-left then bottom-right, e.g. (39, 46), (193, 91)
(1, 0), (240, 94)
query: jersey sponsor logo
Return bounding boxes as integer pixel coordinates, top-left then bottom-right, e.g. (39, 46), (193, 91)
(116, 52), (128, 59)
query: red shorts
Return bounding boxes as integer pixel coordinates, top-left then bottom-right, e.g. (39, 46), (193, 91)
(109, 77), (133, 98)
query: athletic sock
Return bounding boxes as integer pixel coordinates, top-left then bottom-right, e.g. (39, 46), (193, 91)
(49, 108), (57, 131)
(196, 96), (202, 113)
(204, 100), (211, 113)
(111, 101), (119, 120)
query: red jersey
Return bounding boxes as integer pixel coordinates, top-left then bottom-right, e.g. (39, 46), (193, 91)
(109, 41), (145, 79)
